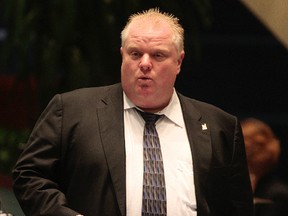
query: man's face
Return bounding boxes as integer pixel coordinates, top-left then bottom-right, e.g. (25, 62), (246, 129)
(120, 19), (184, 113)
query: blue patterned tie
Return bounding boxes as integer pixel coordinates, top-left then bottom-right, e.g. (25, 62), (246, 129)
(136, 109), (167, 216)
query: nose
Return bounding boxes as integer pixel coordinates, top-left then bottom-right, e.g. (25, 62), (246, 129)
(139, 54), (152, 71)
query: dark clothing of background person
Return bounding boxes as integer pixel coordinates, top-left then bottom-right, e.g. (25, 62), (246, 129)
(254, 174), (288, 216)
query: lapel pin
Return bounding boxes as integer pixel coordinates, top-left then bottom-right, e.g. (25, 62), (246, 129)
(202, 123), (207, 130)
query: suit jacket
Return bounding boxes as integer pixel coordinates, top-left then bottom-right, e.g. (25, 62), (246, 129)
(12, 83), (253, 216)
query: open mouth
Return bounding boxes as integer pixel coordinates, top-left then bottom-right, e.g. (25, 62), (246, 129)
(138, 76), (151, 80)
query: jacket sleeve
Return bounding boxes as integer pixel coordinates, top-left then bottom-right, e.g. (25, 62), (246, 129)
(205, 112), (254, 216)
(12, 94), (82, 216)
(229, 117), (254, 215)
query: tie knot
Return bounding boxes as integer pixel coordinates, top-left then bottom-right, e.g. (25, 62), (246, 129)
(136, 109), (162, 124)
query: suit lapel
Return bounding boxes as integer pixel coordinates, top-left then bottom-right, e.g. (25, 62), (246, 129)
(179, 94), (212, 214)
(96, 84), (126, 216)
(95, 86), (213, 215)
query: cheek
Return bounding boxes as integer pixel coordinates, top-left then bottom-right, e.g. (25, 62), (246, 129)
(121, 63), (136, 85)
(121, 59), (131, 74)
(122, 57), (138, 72)
(159, 65), (178, 82)
(157, 73), (177, 90)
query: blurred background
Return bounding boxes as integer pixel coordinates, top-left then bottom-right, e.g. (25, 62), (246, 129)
(0, 0), (287, 215)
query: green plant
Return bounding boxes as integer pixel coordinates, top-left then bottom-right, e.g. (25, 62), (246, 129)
(0, 127), (30, 174)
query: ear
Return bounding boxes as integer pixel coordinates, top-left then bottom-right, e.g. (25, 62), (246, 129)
(176, 51), (185, 74)
(120, 47), (123, 56)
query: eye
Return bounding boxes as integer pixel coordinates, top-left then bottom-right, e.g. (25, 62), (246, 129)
(154, 53), (163, 57)
(153, 52), (165, 61)
(130, 51), (142, 60)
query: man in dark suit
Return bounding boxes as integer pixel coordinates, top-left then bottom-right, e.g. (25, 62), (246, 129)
(12, 8), (253, 216)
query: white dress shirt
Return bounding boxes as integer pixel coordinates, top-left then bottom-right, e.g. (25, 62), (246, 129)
(124, 90), (197, 216)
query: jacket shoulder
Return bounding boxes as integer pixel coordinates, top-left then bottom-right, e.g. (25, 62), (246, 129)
(178, 93), (235, 120)
(61, 83), (121, 99)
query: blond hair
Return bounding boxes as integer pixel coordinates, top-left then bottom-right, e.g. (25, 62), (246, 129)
(121, 8), (184, 53)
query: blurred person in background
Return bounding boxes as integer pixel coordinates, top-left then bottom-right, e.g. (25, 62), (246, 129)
(241, 118), (288, 216)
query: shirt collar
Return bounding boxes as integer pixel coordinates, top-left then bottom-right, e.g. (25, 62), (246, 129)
(123, 89), (184, 128)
